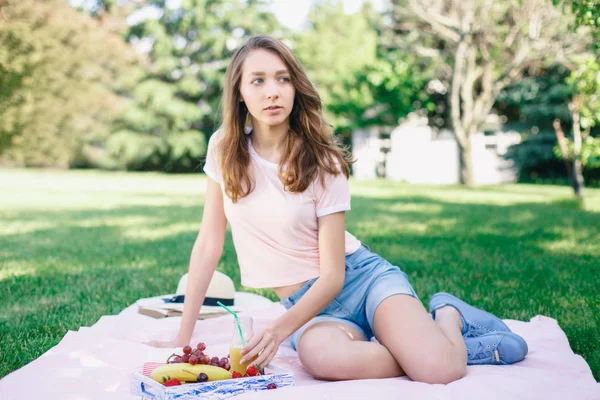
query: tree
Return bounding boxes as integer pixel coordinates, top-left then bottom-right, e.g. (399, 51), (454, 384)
(105, 0), (281, 171)
(293, 0), (379, 130)
(0, 0), (140, 167)
(496, 66), (575, 184)
(388, 0), (588, 187)
(554, 0), (600, 46)
(552, 56), (600, 197)
(550, 0), (600, 197)
(293, 0), (432, 138)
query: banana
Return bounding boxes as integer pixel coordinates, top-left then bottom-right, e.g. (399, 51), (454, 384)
(150, 363), (233, 383)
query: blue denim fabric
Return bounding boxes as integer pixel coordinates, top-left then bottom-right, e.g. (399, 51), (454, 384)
(280, 244), (419, 351)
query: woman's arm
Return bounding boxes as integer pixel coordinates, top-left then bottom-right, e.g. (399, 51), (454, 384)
(176, 177), (228, 344)
(240, 211), (347, 366)
(148, 177), (228, 347)
(272, 211), (346, 337)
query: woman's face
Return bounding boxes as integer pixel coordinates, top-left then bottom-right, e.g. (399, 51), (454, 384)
(239, 49), (295, 129)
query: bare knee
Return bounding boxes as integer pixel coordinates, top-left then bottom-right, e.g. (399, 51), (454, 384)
(427, 362), (466, 385)
(296, 325), (362, 381)
(297, 334), (347, 380)
(300, 356), (347, 381)
(409, 359), (466, 384)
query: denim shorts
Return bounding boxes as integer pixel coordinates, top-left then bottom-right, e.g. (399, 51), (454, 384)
(281, 244), (419, 351)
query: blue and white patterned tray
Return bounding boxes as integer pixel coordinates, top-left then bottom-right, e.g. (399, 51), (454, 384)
(130, 364), (295, 400)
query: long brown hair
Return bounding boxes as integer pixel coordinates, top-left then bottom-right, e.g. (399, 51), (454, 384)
(218, 35), (352, 203)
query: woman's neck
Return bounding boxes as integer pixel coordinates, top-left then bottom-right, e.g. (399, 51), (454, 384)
(250, 121), (289, 162)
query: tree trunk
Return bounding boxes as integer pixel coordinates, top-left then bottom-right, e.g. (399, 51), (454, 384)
(449, 36), (476, 187)
(572, 159), (584, 198)
(553, 119), (574, 187)
(458, 137), (474, 187)
(571, 99), (585, 198)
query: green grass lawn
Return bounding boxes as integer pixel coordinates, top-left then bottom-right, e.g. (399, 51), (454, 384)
(1, 168), (599, 380)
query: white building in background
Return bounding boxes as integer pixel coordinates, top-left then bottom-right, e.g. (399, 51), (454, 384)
(352, 113), (522, 185)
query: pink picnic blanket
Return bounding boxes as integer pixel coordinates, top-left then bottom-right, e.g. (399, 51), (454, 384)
(1, 302), (598, 399)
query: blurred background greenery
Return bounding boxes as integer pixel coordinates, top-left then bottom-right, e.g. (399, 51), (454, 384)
(1, 0), (599, 193)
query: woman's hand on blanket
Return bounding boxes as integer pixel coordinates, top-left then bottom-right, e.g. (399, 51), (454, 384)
(240, 324), (283, 369)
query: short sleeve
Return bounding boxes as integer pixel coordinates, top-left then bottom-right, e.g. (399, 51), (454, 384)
(313, 169), (351, 218)
(203, 130), (222, 184)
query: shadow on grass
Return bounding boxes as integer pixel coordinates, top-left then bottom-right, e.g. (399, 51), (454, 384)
(1, 194), (599, 380)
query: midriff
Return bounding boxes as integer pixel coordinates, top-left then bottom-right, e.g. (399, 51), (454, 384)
(272, 279), (310, 300)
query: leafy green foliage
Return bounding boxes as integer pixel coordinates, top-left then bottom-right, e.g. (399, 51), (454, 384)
(553, 135), (600, 169)
(165, 131), (208, 173)
(0, 0), (140, 167)
(293, 0), (378, 129)
(553, 0), (600, 43)
(0, 0), (281, 171)
(109, 0), (281, 171)
(496, 66), (573, 131)
(566, 56), (600, 131)
(105, 131), (169, 171)
(498, 60), (600, 186)
(293, 1), (431, 132)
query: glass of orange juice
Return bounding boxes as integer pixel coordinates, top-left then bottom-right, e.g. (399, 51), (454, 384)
(229, 316), (257, 375)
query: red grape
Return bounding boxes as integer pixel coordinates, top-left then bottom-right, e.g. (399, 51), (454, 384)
(173, 356), (183, 363)
(203, 355), (211, 364)
(218, 358), (228, 368)
(224, 363), (230, 371)
(210, 356), (219, 365)
(189, 355), (198, 365)
(182, 345), (192, 355)
(197, 342), (206, 351)
(182, 354), (190, 363)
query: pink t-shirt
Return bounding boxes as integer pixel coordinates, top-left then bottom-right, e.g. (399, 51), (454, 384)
(203, 130), (362, 288)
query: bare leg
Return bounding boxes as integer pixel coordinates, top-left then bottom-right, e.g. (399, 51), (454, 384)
(372, 295), (467, 384)
(296, 321), (405, 381)
(433, 305), (467, 356)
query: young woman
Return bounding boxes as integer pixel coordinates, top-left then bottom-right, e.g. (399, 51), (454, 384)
(151, 35), (528, 384)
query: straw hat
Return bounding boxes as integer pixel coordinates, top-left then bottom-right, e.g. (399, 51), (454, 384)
(168, 271), (235, 307)
(136, 271), (273, 319)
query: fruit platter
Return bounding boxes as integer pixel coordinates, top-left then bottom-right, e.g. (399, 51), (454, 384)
(131, 341), (294, 399)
